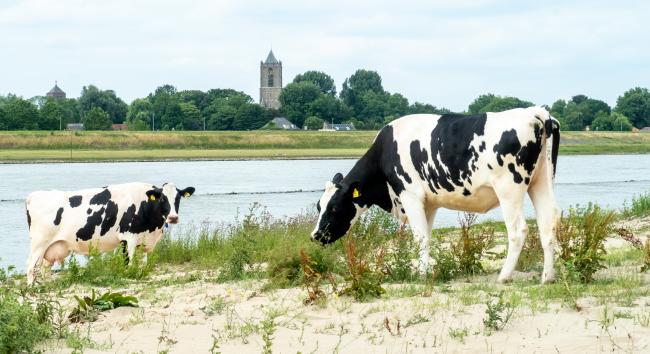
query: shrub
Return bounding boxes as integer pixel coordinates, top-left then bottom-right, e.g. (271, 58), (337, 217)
(339, 237), (386, 301)
(383, 225), (419, 282)
(483, 292), (514, 333)
(0, 286), (53, 352)
(516, 224), (543, 272)
(432, 213), (495, 281)
(557, 204), (616, 283)
(621, 190), (650, 219)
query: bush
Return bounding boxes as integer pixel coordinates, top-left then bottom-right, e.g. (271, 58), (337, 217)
(432, 213), (495, 281)
(0, 286), (53, 352)
(622, 190), (650, 219)
(557, 204), (616, 283)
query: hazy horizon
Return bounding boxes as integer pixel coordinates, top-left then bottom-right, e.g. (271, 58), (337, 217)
(1, 0), (649, 111)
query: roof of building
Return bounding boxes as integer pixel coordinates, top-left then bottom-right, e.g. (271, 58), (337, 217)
(323, 122), (356, 131)
(641, 127), (650, 132)
(47, 82), (65, 96)
(271, 117), (297, 129)
(265, 50), (279, 64)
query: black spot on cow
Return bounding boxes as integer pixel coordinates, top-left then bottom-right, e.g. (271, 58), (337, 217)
(493, 129), (521, 167)
(26, 209), (31, 230)
(100, 200), (118, 236)
(76, 207), (105, 241)
(53, 207), (64, 225)
(463, 188), (471, 196)
(69, 195), (82, 208)
(479, 141), (486, 152)
(90, 189), (111, 205)
(508, 163), (523, 184)
(515, 124), (543, 175)
(87, 208), (92, 215)
(118, 191), (170, 235)
(415, 113), (487, 194)
(377, 125), (411, 195)
(525, 177), (530, 185)
(400, 208), (405, 213)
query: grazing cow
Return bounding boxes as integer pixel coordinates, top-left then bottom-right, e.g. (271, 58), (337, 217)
(312, 107), (560, 284)
(25, 182), (195, 284)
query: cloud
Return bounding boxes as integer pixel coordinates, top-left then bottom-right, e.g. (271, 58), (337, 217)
(1, 0), (648, 111)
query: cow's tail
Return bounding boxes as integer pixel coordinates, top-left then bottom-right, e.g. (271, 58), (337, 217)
(532, 107), (560, 179)
(544, 116), (560, 178)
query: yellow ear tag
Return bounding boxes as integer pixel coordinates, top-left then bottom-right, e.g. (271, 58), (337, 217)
(150, 195), (156, 201)
(184, 192), (190, 198)
(352, 188), (360, 198)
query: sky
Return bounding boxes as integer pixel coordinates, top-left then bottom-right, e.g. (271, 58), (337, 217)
(1, 0), (648, 112)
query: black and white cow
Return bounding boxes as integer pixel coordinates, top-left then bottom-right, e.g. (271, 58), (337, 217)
(312, 107), (560, 284)
(25, 182), (195, 284)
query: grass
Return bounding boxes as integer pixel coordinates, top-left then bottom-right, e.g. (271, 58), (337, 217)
(0, 130), (649, 162)
(1, 191), (650, 351)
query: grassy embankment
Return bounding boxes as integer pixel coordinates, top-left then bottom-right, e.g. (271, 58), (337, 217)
(0, 130), (649, 162)
(2, 191), (650, 352)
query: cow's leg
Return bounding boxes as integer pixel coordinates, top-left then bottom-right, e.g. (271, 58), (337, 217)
(529, 167), (560, 284)
(26, 247), (45, 285)
(123, 235), (138, 266)
(119, 240), (130, 265)
(401, 193), (432, 273)
(494, 181), (528, 284)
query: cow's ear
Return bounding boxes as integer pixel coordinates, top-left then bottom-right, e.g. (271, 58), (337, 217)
(332, 173), (343, 184)
(179, 187), (195, 198)
(146, 189), (162, 202)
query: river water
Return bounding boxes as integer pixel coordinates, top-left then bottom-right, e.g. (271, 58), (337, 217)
(1, 155), (649, 270)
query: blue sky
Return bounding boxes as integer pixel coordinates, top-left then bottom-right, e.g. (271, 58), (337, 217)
(1, 0), (648, 111)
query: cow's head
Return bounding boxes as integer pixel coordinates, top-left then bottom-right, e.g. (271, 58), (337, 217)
(145, 183), (195, 224)
(311, 173), (365, 244)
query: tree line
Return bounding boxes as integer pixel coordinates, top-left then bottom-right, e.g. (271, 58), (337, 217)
(1, 70), (649, 131)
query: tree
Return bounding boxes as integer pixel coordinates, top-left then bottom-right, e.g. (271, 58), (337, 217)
(0, 106), (6, 130)
(149, 85), (182, 130)
(179, 102), (202, 130)
(126, 98), (153, 130)
(308, 94), (341, 123)
(208, 105), (237, 130)
(550, 99), (567, 118)
(358, 91), (387, 128)
(304, 116), (324, 130)
(468, 94), (496, 114)
(78, 85), (128, 123)
(39, 99), (66, 130)
(233, 104), (270, 130)
(279, 82), (322, 127)
(615, 87), (650, 128)
(340, 69), (384, 116)
(570, 95), (610, 127)
(385, 93), (409, 118)
(562, 102), (584, 131)
(467, 94), (533, 113)
(293, 71), (337, 96)
(591, 111), (615, 131)
(2, 97), (39, 129)
(408, 102), (450, 115)
(83, 107), (112, 130)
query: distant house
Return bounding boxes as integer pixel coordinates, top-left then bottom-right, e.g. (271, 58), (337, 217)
(46, 81), (66, 100)
(66, 123), (84, 131)
(269, 117), (298, 130)
(321, 122), (356, 131)
(641, 127), (650, 133)
(112, 124), (128, 131)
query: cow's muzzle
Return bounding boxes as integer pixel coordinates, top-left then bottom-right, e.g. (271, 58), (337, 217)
(166, 215), (179, 224)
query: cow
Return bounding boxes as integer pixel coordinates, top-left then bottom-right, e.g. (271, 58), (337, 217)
(25, 182), (195, 284)
(312, 106), (560, 284)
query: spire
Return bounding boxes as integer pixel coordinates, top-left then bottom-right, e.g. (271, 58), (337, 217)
(265, 50), (279, 64)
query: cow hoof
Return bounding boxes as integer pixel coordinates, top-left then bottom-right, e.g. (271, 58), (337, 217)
(541, 272), (556, 284)
(496, 276), (512, 284)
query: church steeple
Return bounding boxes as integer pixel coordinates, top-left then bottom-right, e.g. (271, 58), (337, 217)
(260, 49), (282, 109)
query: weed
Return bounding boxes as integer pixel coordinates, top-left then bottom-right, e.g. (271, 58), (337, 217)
(0, 284), (53, 353)
(69, 289), (138, 323)
(299, 249), (334, 305)
(516, 225), (543, 272)
(432, 213), (495, 282)
(260, 314), (276, 354)
(448, 326), (469, 343)
(404, 313), (429, 327)
(621, 190), (650, 218)
(557, 204), (616, 283)
(339, 236), (386, 301)
(201, 295), (229, 316)
(483, 292), (515, 333)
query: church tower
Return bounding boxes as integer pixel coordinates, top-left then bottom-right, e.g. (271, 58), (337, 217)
(260, 50), (282, 109)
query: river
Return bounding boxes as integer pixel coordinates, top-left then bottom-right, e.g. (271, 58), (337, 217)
(1, 155), (649, 270)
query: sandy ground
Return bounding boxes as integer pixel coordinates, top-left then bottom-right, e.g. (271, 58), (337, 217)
(41, 217), (650, 354)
